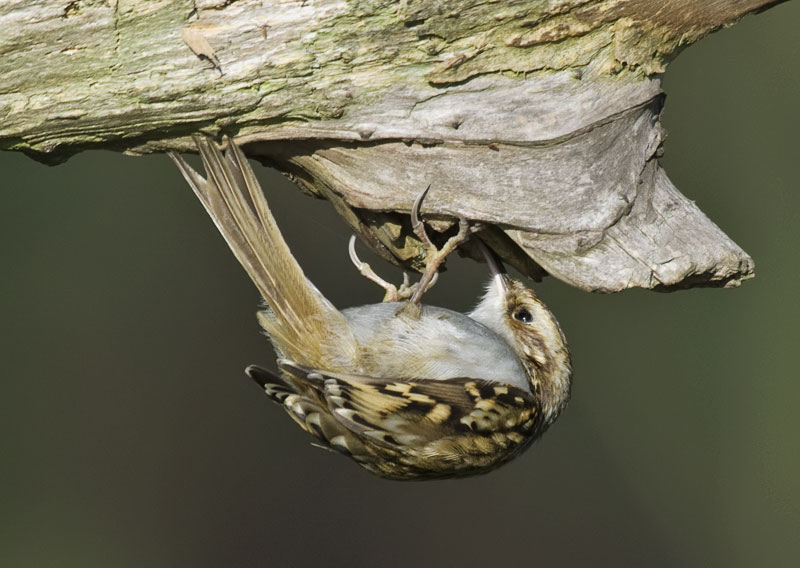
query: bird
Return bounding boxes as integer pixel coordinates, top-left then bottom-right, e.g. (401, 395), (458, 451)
(169, 136), (572, 480)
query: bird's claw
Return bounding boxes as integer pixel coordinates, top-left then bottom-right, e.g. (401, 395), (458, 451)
(349, 236), (438, 302)
(409, 187), (471, 305)
(348, 183), (468, 305)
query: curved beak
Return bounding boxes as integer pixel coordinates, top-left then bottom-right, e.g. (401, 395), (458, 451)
(474, 239), (508, 296)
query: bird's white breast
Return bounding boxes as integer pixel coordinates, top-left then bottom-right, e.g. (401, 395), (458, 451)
(342, 303), (530, 392)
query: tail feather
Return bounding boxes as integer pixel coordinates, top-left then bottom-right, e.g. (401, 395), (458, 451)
(170, 136), (358, 370)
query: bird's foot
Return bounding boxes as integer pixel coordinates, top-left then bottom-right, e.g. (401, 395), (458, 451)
(348, 236), (437, 302)
(409, 185), (471, 305)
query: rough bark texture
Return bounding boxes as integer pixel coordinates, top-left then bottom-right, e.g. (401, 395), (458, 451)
(1, 0), (781, 291)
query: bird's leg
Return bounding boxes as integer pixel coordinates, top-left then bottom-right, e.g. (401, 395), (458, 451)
(409, 186), (470, 305)
(348, 236), (437, 302)
(396, 270), (440, 301)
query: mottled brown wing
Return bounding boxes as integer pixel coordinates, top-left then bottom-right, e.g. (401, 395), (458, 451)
(276, 361), (541, 448)
(247, 361), (544, 479)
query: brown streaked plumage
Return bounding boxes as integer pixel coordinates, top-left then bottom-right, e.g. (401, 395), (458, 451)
(170, 136), (572, 480)
(247, 362), (543, 480)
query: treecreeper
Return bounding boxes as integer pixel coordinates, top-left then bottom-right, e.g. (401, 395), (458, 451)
(170, 136), (572, 480)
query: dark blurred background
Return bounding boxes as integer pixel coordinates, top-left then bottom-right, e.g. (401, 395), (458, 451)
(2, 4), (798, 566)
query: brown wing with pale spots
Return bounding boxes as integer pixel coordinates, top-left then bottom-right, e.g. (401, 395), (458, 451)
(246, 361), (544, 479)
(300, 366), (539, 445)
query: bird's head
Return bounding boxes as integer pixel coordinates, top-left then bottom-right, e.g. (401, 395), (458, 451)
(468, 243), (572, 426)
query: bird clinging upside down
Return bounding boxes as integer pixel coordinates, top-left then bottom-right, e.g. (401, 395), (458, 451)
(169, 136), (571, 480)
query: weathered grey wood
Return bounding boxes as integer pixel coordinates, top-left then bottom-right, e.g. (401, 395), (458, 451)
(1, 0), (780, 291)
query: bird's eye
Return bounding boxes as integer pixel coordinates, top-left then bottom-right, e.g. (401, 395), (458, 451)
(513, 309), (533, 323)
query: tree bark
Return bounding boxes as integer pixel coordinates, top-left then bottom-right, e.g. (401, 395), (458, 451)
(1, 0), (781, 291)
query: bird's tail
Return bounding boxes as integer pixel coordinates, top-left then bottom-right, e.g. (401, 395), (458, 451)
(169, 136), (358, 370)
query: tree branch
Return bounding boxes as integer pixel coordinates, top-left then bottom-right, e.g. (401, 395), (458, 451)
(2, 0), (780, 290)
